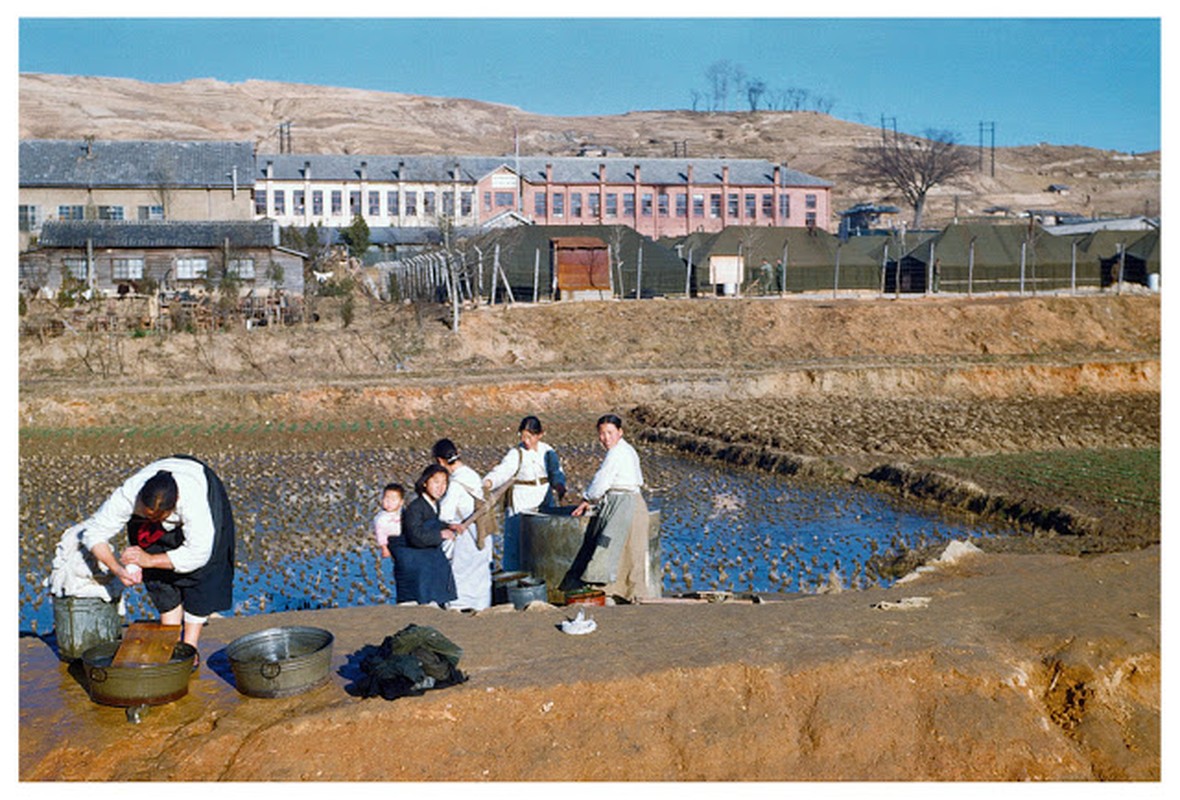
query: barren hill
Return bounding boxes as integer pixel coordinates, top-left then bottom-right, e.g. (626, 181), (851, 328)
(19, 72), (1160, 227)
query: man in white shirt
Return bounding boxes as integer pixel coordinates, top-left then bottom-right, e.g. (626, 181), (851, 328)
(566, 414), (652, 601)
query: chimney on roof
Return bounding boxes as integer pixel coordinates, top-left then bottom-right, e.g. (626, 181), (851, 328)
(304, 161), (311, 180)
(398, 160), (406, 180)
(599, 163), (607, 183)
(360, 161), (368, 180)
(266, 160), (273, 180)
(634, 163), (641, 183)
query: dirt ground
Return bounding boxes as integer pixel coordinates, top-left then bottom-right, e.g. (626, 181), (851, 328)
(17, 292), (1162, 782)
(17, 545), (1160, 781)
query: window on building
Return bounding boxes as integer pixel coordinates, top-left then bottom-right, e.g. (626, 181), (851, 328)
(623, 193), (635, 217)
(63, 258), (88, 281)
(461, 191), (473, 216)
(606, 193), (618, 217)
(779, 195), (790, 219)
(331, 191), (343, 216)
(388, 191), (400, 216)
(312, 191), (324, 216)
(709, 194), (722, 218)
(442, 191), (455, 217)
(58, 205), (85, 221)
(806, 194), (817, 209)
(254, 191), (267, 216)
(272, 191), (285, 216)
(762, 194), (774, 218)
(745, 194), (756, 219)
(19, 205), (39, 231)
(657, 194), (669, 217)
(293, 191), (305, 216)
(227, 258), (256, 280)
(138, 205), (165, 221)
(642, 193), (654, 217)
(112, 258), (145, 280)
(806, 211), (817, 226)
(552, 192), (564, 218)
(423, 191), (436, 216)
(175, 257), (208, 280)
(349, 191), (361, 216)
(675, 194), (688, 218)
(570, 192), (583, 218)
(97, 205), (124, 221)
(692, 194), (705, 217)
(495, 191), (515, 208)
(588, 193), (600, 217)
(483, 191), (492, 212)
(369, 191), (381, 217)
(405, 191), (417, 216)
(727, 194), (739, 217)
(534, 192), (547, 217)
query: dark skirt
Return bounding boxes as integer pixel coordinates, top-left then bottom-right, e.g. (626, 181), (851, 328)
(391, 545), (456, 606)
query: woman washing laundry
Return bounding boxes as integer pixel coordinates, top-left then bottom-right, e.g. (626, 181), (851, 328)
(432, 438), (492, 611)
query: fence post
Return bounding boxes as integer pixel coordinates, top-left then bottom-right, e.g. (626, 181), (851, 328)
(1070, 240), (1077, 295)
(636, 245), (643, 300)
(685, 246), (694, 297)
(833, 243), (841, 298)
(968, 238), (975, 297)
(880, 242), (888, 295)
(1020, 242), (1026, 295)
(781, 240), (789, 297)
(533, 248), (540, 303)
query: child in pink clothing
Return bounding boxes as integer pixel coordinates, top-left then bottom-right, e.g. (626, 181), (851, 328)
(373, 483), (405, 559)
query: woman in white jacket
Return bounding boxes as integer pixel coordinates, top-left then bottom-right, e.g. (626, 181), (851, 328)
(482, 416), (567, 572)
(433, 439), (491, 610)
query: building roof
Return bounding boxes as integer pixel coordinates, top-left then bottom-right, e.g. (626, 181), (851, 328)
(36, 220), (282, 249)
(255, 153), (832, 188)
(899, 223), (1078, 267)
(20, 139), (256, 188)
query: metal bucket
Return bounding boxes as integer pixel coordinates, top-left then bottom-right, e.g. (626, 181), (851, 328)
(226, 626), (334, 698)
(82, 640), (196, 707)
(519, 506), (662, 602)
(507, 577), (548, 609)
(491, 570), (529, 606)
(52, 595), (122, 661)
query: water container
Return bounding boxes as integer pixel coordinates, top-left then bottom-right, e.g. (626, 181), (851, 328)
(52, 595), (122, 661)
(507, 577), (548, 609)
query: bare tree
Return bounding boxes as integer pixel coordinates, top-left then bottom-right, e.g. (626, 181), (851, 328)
(705, 60), (737, 111)
(745, 78), (767, 111)
(853, 129), (975, 228)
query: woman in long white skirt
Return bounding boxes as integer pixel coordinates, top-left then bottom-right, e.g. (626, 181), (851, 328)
(432, 438), (492, 611)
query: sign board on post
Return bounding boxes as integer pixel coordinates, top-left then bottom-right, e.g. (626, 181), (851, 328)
(709, 255), (744, 293)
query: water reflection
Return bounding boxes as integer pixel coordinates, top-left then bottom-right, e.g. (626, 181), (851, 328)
(19, 447), (1015, 632)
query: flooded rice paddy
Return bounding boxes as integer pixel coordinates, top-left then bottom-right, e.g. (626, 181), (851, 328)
(18, 441), (1018, 634)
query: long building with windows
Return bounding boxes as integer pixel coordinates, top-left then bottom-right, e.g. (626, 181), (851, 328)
(18, 139), (256, 249)
(253, 154), (833, 238)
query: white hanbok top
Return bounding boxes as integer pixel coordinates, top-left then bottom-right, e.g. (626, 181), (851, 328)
(584, 437), (644, 502)
(483, 441), (563, 513)
(79, 456), (214, 574)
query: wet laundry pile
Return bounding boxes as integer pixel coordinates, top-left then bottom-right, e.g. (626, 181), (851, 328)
(350, 624), (467, 700)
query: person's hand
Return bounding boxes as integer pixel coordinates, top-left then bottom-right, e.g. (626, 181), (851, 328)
(116, 563), (143, 586)
(380, 545), (391, 559)
(120, 546), (147, 566)
(571, 501), (590, 517)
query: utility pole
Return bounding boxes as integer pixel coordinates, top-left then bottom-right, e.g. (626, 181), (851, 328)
(978, 121), (995, 176)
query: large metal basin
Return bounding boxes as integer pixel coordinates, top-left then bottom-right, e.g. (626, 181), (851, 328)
(82, 640), (196, 707)
(519, 506), (661, 601)
(226, 626), (334, 698)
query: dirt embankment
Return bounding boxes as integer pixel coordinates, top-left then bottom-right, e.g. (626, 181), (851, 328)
(18, 293), (1160, 429)
(19, 546), (1160, 781)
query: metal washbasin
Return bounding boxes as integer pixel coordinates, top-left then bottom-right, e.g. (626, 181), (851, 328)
(82, 640), (196, 711)
(226, 626), (334, 698)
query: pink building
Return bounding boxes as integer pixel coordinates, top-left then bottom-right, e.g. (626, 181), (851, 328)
(255, 154), (833, 236)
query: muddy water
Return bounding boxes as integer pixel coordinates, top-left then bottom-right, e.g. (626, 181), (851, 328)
(19, 445), (1017, 634)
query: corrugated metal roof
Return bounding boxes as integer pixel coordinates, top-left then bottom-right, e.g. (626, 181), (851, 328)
(256, 153), (831, 188)
(36, 220), (280, 249)
(20, 139), (256, 188)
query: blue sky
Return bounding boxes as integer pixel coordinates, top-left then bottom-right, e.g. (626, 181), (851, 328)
(17, 14), (1163, 154)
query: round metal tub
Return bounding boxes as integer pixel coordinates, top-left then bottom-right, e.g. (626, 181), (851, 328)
(226, 626), (334, 698)
(82, 640), (196, 707)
